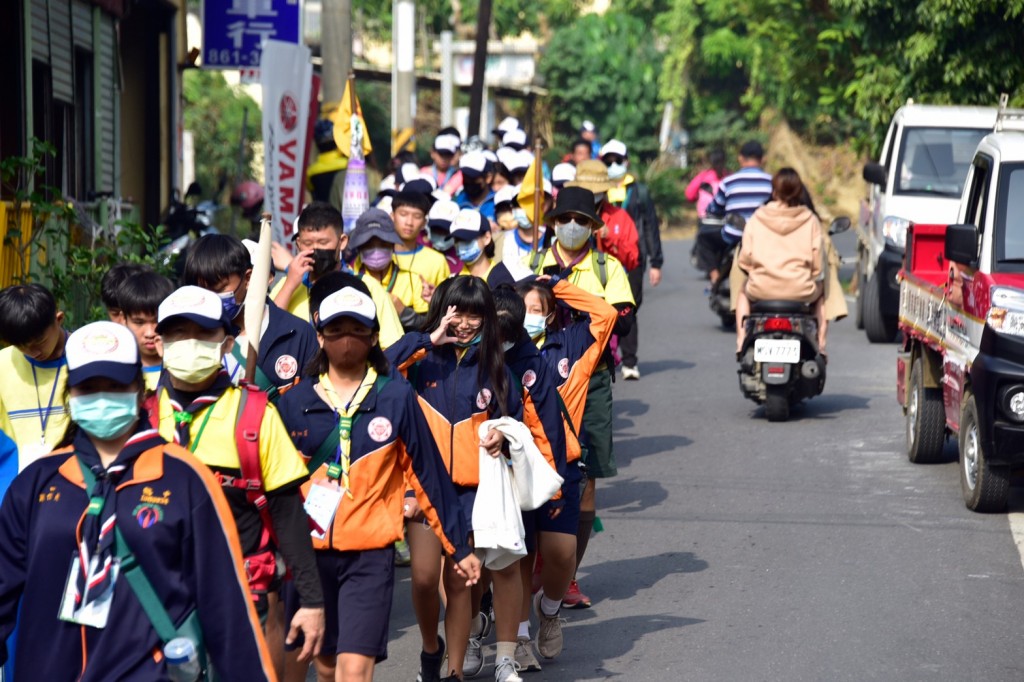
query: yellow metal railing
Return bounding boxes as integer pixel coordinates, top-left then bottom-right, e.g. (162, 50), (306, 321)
(0, 202), (34, 288)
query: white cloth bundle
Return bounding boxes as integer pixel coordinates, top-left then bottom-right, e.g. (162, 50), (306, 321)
(484, 417), (564, 511)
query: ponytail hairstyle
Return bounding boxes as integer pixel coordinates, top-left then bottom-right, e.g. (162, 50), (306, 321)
(429, 276), (510, 416)
(771, 167), (804, 207)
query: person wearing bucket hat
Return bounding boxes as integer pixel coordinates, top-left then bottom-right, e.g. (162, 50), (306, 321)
(567, 160), (640, 273)
(0, 320), (277, 679)
(601, 139), (664, 381)
(275, 276), (480, 681)
(271, 202), (405, 349)
(151, 286), (326, 668)
(422, 128), (464, 197)
(525, 184), (635, 612)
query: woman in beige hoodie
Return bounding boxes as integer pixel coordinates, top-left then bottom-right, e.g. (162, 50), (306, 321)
(735, 168), (825, 354)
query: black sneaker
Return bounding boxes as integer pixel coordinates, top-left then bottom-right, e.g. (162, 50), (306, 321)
(418, 635), (446, 682)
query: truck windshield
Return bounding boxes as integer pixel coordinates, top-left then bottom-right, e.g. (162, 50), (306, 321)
(896, 127), (989, 197)
(995, 164), (1024, 270)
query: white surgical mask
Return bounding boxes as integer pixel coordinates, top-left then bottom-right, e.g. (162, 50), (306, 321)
(512, 208), (532, 229)
(606, 162), (627, 180)
(162, 338), (227, 384)
(554, 221), (591, 250)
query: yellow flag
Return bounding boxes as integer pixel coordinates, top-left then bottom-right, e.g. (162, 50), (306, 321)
(516, 156), (544, 226)
(332, 80), (373, 158)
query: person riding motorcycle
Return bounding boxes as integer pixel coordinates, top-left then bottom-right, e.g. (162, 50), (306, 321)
(733, 168), (826, 355)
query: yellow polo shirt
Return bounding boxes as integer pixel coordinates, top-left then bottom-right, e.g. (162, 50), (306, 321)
(270, 273), (404, 349)
(526, 247), (635, 306)
(394, 244), (450, 288)
(353, 258), (431, 314)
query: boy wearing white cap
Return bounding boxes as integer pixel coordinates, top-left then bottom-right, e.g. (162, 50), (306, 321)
(454, 152), (497, 225)
(421, 128), (464, 197)
(151, 285), (326, 674)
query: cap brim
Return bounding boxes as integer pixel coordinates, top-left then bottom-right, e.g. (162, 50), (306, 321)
(350, 228), (404, 250)
(156, 312), (229, 334)
(68, 361), (141, 388)
(318, 310), (376, 330)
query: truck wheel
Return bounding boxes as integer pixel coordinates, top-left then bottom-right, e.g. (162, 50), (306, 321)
(764, 387), (790, 422)
(863, 273), (897, 343)
(906, 358), (946, 463)
(959, 394), (1009, 513)
(854, 269), (866, 330)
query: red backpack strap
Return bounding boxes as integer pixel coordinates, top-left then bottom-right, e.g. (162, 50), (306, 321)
(142, 391), (161, 431)
(234, 384), (276, 546)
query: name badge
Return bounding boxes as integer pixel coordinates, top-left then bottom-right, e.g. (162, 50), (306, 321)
(304, 481), (343, 540)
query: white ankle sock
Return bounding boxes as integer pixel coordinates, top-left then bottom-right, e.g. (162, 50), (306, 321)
(518, 620), (530, 638)
(541, 595), (561, 617)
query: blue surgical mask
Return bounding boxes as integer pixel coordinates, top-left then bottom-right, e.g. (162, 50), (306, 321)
(512, 208), (532, 230)
(69, 391), (139, 440)
(218, 290), (242, 322)
(456, 239), (483, 264)
(523, 313), (549, 338)
(502, 340), (515, 352)
(430, 231), (455, 252)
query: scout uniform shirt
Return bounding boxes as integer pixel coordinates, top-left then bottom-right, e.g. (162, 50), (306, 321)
(354, 257), (431, 315)
(222, 301), (319, 395)
(528, 245), (635, 308)
(394, 243), (451, 293)
(0, 346), (69, 469)
(271, 273), (404, 348)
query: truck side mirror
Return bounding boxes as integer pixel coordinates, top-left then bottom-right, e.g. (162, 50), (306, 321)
(863, 162), (887, 186)
(945, 224), (979, 265)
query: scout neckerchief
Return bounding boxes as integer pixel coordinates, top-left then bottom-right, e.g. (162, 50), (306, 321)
(27, 353), (67, 448)
(162, 371), (233, 449)
(318, 365), (377, 498)
(73, 425), (163, 609)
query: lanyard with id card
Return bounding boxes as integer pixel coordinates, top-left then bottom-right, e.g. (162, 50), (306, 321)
(303, 414), (355, 539)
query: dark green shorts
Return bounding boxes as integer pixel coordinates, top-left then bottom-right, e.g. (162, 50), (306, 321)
(581, 368), (616, 478)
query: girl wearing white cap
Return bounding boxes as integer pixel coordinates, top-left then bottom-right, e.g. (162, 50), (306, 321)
(0, 321), (274, 679)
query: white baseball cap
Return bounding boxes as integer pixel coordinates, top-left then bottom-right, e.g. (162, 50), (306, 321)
(502, 129), (528, 149)
(552, 163), (576, 184)
(493, 116), (520, 134)
(496, 147), (519, 170)
(599, 139), (628, 158)
(459, 151), (492, 177)
(66, 321), (140, 387)
(449, 209), (489, 242)
(157, 286), (230, 333)
(434, 133), (461, 154)
(317, 286), (377, 330)
(428, 199), (461, 227)
(494, 185), (518, 208)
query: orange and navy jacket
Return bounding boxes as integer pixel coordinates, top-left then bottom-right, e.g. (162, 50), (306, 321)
(277, 373), (473, 561)
(539, 278), (617, 462)
(385, 332), (524, 487)
(506, 335), (567, 487)
(0, 427), (274, 679)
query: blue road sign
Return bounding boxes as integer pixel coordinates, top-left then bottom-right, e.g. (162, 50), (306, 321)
(202, 0), (301, 69)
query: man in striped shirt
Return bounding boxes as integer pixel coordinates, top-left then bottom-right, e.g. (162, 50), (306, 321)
(703, 141), (773, 282)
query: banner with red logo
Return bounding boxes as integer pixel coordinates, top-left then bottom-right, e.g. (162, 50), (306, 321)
(261, 40), (312, 252)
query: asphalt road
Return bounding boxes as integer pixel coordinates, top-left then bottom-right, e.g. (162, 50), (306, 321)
(355, 238), (1024, 681)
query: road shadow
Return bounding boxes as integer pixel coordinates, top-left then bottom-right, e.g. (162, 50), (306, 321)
(580, 551), (709, 603)
(600, 476), (669, 514)
(751, 392), (873, 422)
(612, 399), (649, 430)
(636, 358), (695, 376)
(612, 434), (693, 467)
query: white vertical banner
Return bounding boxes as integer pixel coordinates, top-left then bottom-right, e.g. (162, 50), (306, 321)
(261, 39), (313, 252)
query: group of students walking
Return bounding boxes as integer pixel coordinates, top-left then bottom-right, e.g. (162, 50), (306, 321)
(0, 124), (659, 682)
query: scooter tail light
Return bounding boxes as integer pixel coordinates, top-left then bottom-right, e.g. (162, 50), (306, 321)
(764, 317), (793, 332)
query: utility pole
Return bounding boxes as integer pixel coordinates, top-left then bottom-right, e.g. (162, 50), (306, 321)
(467, 0), (492, 138)
(392, 0), (416, 155)
(440, 31), (454, 128)
(321, 0), (352, 105)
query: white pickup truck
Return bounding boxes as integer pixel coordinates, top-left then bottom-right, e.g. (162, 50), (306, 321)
(857, 101), (997, 342)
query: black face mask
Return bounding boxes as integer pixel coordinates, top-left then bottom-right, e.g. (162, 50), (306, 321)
(463, 181), (488, 200)
(311, 249), (340, 278)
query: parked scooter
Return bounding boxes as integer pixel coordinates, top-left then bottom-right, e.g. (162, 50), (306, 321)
(159, 183), (220, 280)
(736, 216), (851, 421)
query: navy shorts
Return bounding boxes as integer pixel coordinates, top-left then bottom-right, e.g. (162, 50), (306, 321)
(286, 547), (396, 661)
(523, 463), (582, 552)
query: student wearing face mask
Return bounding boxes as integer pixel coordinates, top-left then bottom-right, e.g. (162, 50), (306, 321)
(601, 140), (664, 381)
(525, 186), (635, 610)
(451, 209), (498, 280)
(384, 277), (524, 682)
(183, 234), (318, 400)
(271, 201), (404, 349)
(0, 321), (276, 679)
(150, 286), (326, 675)
(276, 274), (480, 682)
(454, 152), (497, 225)
(425, 199), (463, 276)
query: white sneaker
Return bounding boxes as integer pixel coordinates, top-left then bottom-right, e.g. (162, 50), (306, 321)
(494, 656), (523, 682)
(464, 635), (484, 677)
(622, 365), (640, 380)
(532, 591), (563, 659)
(514, 636), (541, 672)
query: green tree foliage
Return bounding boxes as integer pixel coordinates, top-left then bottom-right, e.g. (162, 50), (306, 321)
(538, 13), (664, 159)
(182, 70), (262, 199)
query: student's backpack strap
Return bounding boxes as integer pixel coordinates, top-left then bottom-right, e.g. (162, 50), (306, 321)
(307, 374), (393, 474)
(591, 250), (608, 289)
(230, 344), (280, 402)
(232, 384), (274, 543)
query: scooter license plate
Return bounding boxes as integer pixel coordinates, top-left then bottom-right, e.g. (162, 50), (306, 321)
(754, 339), (800, 363)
